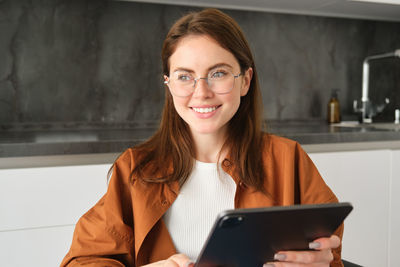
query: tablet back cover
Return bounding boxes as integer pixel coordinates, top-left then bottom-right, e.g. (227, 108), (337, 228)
(195, 202), (352, 267)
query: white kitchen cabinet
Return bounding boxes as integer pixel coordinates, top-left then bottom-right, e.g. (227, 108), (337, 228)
(0, 225), (75, 267)
(1, 148), (398, 267)
(309, 150), (392, 267)
(0, 164), (110, 267)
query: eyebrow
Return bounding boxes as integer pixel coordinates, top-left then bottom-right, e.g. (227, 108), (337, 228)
(172, 63), (234, 73)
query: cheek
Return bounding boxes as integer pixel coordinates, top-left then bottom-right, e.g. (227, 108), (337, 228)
(171, 95), (188, 117)
(173, 96), (187, 108)
(228, 90), (242, 108)
(222, 93), (242, 118)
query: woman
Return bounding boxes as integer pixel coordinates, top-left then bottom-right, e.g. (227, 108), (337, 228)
(61, 8), (343, 267)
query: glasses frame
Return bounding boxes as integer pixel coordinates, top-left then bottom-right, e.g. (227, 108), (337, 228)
(164, 71), (242, 97)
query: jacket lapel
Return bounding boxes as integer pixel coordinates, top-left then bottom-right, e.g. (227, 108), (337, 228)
(131, 178), (179, 263)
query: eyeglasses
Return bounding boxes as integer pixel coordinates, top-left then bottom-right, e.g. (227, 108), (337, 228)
(164, 68), (242, 97)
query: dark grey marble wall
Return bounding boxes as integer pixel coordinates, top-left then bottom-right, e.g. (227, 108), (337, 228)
(1, 0), (399, 126)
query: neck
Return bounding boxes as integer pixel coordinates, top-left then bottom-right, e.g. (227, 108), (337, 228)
(191, 130), (228, 163)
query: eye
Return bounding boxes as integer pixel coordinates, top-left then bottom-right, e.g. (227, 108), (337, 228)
(176, 73), (192, 82)
(210, 70), (228, 79)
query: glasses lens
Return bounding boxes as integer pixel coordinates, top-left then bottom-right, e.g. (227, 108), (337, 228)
(169, 72), (194, 97)
(208, 69), (235, 94)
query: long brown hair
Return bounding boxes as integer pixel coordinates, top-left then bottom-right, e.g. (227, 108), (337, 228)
(131, 8), (265, 190)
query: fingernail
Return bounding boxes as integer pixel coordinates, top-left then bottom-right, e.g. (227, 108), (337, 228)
(274, 253), (286, 261)
(263, 264), (275, 267)
(309, 241), (321, 249)
(184, 261), (195, 267)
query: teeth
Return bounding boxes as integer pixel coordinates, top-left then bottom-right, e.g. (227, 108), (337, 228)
(192, 106), (217, 113)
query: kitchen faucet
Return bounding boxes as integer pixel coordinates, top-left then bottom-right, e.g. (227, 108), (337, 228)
(353, 49), (400, 123)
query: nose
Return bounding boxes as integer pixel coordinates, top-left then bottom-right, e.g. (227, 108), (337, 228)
(192, 78), (213, 98)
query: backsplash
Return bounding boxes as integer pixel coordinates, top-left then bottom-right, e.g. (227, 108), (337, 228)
(1, 0), (399, 126)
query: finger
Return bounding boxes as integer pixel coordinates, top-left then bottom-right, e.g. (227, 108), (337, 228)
(164, 254), (194, 267)
(310, 235), (341, 250)
(273, 249), (333, 264)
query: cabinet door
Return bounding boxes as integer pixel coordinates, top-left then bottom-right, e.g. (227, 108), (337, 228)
(389, 150), (400, 267)
(309, 150), (391, 267)
(0, 164), (110, 267)
(0, 225), (75, 267)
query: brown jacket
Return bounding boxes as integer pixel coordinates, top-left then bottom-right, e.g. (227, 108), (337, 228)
(61, 134), (344, 267)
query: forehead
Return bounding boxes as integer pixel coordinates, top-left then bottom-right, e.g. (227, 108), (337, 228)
(169, 34), (240, 72)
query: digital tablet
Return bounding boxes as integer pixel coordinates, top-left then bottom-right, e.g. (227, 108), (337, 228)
(195, 202), (353, 267)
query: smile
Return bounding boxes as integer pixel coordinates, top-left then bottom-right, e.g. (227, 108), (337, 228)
(192, 106), (219, 113)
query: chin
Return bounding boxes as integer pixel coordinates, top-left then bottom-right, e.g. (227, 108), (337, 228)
(189, 123), (226, 136)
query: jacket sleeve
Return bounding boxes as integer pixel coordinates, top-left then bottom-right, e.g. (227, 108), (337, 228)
(295, 142), (344, 267)
(60, 150), (135, 267)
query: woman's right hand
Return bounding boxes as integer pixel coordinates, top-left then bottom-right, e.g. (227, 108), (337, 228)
(142, 254), (194, 267)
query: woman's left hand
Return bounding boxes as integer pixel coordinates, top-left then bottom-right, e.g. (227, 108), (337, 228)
(263, 235), (341, 267)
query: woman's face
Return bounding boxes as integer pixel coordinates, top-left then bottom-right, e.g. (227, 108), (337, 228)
(165, 35), (252, 139)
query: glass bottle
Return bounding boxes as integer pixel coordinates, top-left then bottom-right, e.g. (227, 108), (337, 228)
(327, 89), (341, 123)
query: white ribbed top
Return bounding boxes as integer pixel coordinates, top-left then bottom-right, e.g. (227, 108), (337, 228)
(163, 160), (236, 260)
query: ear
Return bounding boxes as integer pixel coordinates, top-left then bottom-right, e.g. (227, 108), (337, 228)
(164, 75), (169, 84)
(240, 67), (253, 97)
